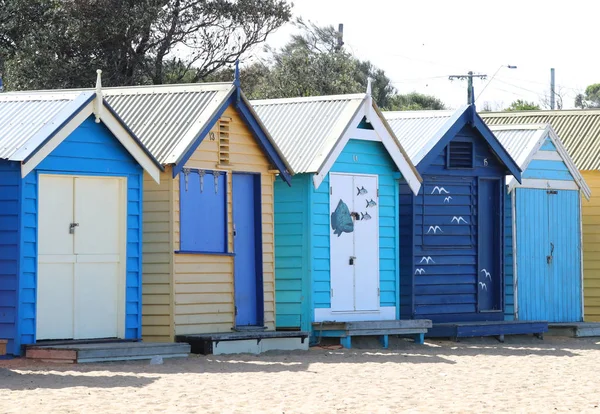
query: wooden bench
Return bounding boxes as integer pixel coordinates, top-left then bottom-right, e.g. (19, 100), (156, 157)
(312, 320), (433, 349)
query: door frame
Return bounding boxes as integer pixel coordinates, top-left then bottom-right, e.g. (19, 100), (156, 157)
(36, 172), (128, 340)
(328, 172), (381, 316)
(231, 171), (264, 327)
(476, 176), (504, 314)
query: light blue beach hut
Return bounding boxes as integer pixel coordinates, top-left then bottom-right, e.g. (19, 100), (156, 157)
(490, 124), (590, 323)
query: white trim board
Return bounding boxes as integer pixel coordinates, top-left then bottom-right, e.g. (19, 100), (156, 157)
(314, 306), (396, 322)
(512, 178), (580, 191)
(20, 99), (161, 183)
(312, 99), (422, 195)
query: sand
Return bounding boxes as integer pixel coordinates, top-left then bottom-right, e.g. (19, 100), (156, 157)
(1, 336), (599, 413)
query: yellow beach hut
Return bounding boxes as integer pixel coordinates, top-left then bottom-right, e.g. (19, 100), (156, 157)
(101, 73), (307, 354)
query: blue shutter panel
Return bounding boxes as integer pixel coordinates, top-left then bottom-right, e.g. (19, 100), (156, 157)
(180, 170), (227, 252)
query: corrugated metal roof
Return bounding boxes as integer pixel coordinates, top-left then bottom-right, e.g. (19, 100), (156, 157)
(383, 109), (461, 164)
(103, 83), (233, 164)
(489, 124), (547, 169)
(250, 94), (365, 173)
(0, 91), (89, 160)
(482, 109), (600, 170)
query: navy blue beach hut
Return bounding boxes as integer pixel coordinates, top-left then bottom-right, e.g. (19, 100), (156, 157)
(252, 87), (430, 347)
(490, 124), (590, 323)
(384, 106), (548, 339)
(0, 77), (162, 355)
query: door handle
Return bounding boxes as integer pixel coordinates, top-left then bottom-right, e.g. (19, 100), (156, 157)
(349, 256), (356, 265)
(547, 242), (554, 264)
(69, 222), (79, 234)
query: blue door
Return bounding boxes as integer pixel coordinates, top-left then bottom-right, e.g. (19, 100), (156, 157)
(478, 178), (502, 313)
(516, 189), (582, 322)
(233, 173), (261, 326)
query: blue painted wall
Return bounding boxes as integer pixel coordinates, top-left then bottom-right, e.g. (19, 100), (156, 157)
(0, 161), (21, 355)
(2, 116), (144, 355)
(273, 139), (399, 331)
(504, 136), (582, 322)
(504, 190), (515, 320)
(399, 124), (507, 323)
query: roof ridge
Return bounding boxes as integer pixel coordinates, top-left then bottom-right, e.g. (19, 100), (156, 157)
(251, 93), (365, 106)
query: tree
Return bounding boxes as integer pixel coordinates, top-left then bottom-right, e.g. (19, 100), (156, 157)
(0, 0), (292, 90)
(505, 99), (540, 111)
(215, 19), (445, 110)
(575, 83), (600, 109)
(386, 92), (446, 111)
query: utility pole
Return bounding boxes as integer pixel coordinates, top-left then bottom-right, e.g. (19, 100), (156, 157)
(550, 68), (555, 110)
(335, 24), (344, 52)
(449, 71), (487, 105)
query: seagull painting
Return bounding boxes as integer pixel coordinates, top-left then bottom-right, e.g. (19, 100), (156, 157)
(427, 225), (443, 234)
(451, 216), (468, 224)
(481, 269), (492, 280)
(444, 196), (452, 203)
(431, 186), (449, 195)
(420, 256), (435, 264)
(415, 268), (426, 275)
(478, 282), (488, 291)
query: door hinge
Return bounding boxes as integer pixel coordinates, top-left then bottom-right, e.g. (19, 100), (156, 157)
(377, 288), (380, 297)
(330, 186), (332, 195)
(235, 306), (238, 316)
(377, 188), (379, 197)
(330, 288), (333, 297)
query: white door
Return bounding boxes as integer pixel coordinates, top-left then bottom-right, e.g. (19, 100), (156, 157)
(37, 175), (124, 340)
(329, 173), (379, 313)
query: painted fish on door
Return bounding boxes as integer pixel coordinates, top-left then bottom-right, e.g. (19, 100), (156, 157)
(331, 199), (354, 237)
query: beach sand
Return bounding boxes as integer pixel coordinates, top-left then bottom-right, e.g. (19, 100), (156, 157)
(1, 336), (599, 413)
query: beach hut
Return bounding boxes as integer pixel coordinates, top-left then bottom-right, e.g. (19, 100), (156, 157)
(95, 73), (311, 355)
(252, 87), (430, 348)
(488, 124), (590, 323)
(383, 106), (549, 340)
(0, 78), (162, 356)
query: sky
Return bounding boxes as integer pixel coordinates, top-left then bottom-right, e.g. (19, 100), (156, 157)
(259, 0), (600, 110)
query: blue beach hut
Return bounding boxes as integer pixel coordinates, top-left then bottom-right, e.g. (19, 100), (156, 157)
(490, 124), (590, 323)
(384, 106), (548, 340)
(252, 87), (429, 347)
(0, 76), (162, 355)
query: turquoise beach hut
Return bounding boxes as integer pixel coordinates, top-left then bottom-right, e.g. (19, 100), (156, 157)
(252, 86), (429, 347)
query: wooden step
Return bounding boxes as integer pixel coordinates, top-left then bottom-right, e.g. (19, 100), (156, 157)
(428, 320), (548, 341)
(548, 322), (600, 337)
(26, 342), (190, 363)
(177, 331), (309, 355)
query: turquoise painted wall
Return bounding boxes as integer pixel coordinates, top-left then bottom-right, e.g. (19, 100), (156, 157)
(274, 174), (311, 331)
(504, 135), (582, 322)
(273, 139), (400, 331)
(16, 116), (144, 352)
(313, 139), (399, 309)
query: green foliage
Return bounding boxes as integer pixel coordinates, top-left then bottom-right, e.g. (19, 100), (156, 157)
(386, 92), (446, 111)
(575, 83), (600, 109)
(213, 19), (445, 110)
(0, 0), (292, 90)
(505, 99), (540, 111)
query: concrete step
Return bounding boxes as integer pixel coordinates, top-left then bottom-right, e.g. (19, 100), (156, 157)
(548, 322), (600, 338)
(177, 331), (309, 355)
(26, 342), (190, 363)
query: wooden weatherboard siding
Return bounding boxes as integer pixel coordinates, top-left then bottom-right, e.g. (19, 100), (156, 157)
(141, 168), (174, 342)
(582, 170), (600, 322)
(274, 174), (310, 331)
(273, 139), (400, 331)
(0, 162), (21, 355)
(171, 105), (277, 336)
(505, 137), (582, 322)
(399, 125), (507, 323)
(314, 140), (399, 312)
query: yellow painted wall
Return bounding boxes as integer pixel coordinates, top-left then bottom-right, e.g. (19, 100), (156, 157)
(582, 170), (600, 321)
(141, 168), (174, 341)
(172, 104), (277, 335)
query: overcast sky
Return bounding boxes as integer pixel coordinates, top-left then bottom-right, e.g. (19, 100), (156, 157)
(261, 0), (598, 110)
